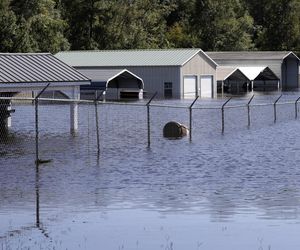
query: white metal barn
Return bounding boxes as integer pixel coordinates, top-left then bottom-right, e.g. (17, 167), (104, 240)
(56, 49), (217, 99)
(207, 51), (300, 91)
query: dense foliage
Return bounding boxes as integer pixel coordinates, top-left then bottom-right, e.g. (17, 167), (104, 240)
(0, 0), (299, 53)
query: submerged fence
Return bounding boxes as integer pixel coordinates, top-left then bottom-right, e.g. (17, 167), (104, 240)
(1, 92), (300, 165)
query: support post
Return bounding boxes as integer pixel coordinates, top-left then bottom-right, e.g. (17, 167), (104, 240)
(70, 86), (80, 134)
(139, 89), (143, 100)
(277, 80), (280, 91)
(274, 94), (282, 123)
(221, 97), (232, 134)
(95, 91), (104, 156)
(247, 95), (255, 127)
(295, 96), (300, 119)
(7, 101), (12, 128)
(70, 102), (78, 133)
(146, 92), (157, 148)
(251, 80), (254, 93)
(189, 96), (199, 142)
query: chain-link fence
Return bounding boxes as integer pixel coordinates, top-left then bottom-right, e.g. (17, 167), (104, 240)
(1, 92), (300, 166)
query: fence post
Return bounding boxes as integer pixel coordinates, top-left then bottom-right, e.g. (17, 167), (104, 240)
(94, 91), (104, 156)
(35, 98), (39, 165)
(35, 162), (40, 227)
(34, 83), (51, 165)
(146, 92), (157, 148)
(221, 97), (232, 134)
(295, 96), (300, 119)
(247, 95), (255, 127)
(274, 94), (282, 123)
(189, 96), (199, 142)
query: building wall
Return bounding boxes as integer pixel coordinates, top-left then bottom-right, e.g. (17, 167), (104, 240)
(77, 66), (181, 98)
(126, 66), (181, 98)
(181, 53), (217, 98)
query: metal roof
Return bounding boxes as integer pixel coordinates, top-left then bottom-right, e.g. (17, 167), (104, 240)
(55, 49), (217, 67)
(239, 66), (279, 80)
(0, 53), (90, 84)
(207, 51), (300, 62)
(216, 66), (279, 81)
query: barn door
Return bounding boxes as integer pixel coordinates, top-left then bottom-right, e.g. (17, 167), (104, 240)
(183, 76), (197, 98)
(200, 75), (213, 98)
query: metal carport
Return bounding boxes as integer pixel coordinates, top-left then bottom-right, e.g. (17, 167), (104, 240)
(79, 69), (144, 100)
(0, 53), (90, 132)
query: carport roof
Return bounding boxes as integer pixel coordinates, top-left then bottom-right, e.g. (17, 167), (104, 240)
(217, 66), (279, 81)
(55, 49), (217, 67)
(0, 53), (90, 85)
(216, 67), (249, 81)
(239, 66), (279, 81)
(80, 69), (144, 90)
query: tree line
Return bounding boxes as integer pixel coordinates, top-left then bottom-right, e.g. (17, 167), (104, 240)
(1, 0), (300, 53)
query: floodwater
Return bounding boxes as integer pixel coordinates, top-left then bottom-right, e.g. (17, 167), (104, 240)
(1, 93), (300, 249)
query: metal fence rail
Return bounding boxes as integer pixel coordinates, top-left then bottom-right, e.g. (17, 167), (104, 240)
(1, 93), (300, 165)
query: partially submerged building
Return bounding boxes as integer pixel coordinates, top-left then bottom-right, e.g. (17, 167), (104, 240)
(208, 51), (300, 92)
(216, 66), (280, 93)
(79, 69), (144, 100)
(0, 53), (90, 131)
(56, 49), (218, 99)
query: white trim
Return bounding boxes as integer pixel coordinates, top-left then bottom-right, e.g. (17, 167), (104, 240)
(282, 51), (300, 61)
(106, 69), (144, 89)
(223, 68), (250, 81)
(181, 49), (218, 67)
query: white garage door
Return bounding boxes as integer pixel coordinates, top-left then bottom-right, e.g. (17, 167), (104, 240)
(183, 76), (197, 98)
(200, 75), (213, 98)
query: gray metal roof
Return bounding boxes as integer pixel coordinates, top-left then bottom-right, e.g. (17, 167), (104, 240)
(207, 51), (300, 62)
(0, 53), (90, 84)
(55, 49), (217, 67)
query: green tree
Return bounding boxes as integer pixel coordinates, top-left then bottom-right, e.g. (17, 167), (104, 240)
(192, 0), (254, 51)
(10, 0), (69, 53)
(253, 0), (300, 51)
(62, 0), (174, 50)
(0, 0), (18, 52)
(165, 0), (197, 47)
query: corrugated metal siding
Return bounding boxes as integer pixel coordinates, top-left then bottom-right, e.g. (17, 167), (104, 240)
(181, 53), (217, 97)
(76, 66), (181, 98)
(0, 53), (89, 84)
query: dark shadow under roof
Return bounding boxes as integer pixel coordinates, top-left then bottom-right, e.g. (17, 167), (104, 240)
(0, 53), (90, 85)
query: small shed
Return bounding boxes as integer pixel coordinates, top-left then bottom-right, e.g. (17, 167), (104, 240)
(79, 69), (144, 99)
(0, 53), (90, 131)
